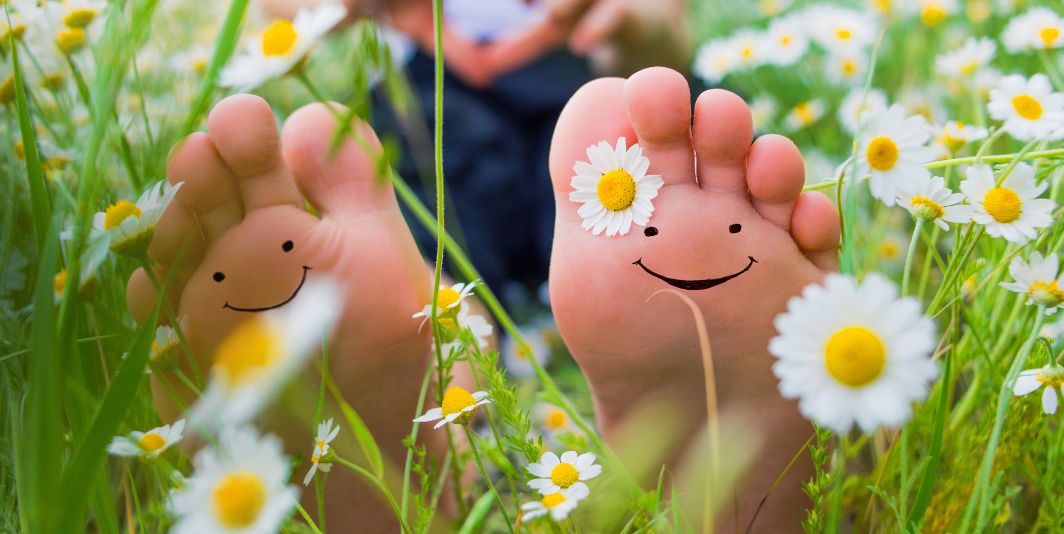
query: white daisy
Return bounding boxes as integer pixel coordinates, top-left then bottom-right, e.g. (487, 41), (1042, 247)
(170, 427), (298, 534)
(188, 278), (344, 429)
(569, 138), (664, 237)
(987, 74), (1064, 141)
(784, 100), (826, 131)
(693, 38), (739, 85)
(449, 307), (493, 350)
(520, 485), (590, 522)
(973, 67), (1003, 98)
(729, 30), (766, 70)
(805, 6), (877, 52)
(826, 51), (867, 85)
(839, 87), (888, 135)
(413, 386), (491, 429)
(150, 320), (185, 372)
(959, 163), (1056, 244)
(1014, 365), (1064, 414)
(900, 0), (958, 26)
(1000, 253), (1064, 313)
(412, 281), (478, 322)
(91, 180), (182, 256)
(1002, 7), (1064, 53)
(107, 419), (185, 458)
(220, 3), (347, 91)
(302, 418), (340, 486)
(895, 175), (972, 229)
(758, 0), (794, 18)
(527, 450), (602, 495)
(857, 105), (936, 206)
(770, 273), (939, 433)
(935, 37), (996, 79)
(763, 15), (809, 66)
(936, 121), (988, 153)
(501, 321), (554, 378)
(535, 403), (579, 441)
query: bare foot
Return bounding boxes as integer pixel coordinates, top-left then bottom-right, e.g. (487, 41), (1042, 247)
(547, 67), (841, 531)
(125, 95), (436, 530)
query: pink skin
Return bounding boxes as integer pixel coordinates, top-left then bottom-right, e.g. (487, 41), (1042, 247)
(548, 67), (840, 531)
(126, 95), (436, 530)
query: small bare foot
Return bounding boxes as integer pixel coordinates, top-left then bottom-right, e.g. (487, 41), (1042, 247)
(547, 67), (841, 531)
(125, 95), (435, 530)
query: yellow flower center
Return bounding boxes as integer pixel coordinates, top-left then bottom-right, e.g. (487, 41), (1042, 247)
(261, 19), (298, 57)
(879, 240), (901, 260)
(211, 471), (267, 529)
(1037, 370), (1064, 389)
(437, 286), (462, 311)
(873, 0), (892, 14)
(921, 5), (946, 26)
(0, 76), (14, 105)
(441, 385), (476, 417)
(910, 195), (945, 220)
(959, 60), (979, 76)
(836, 28), (853, 41)
(550, 462), (579, 488)
(54, 269), (67, 295)
(214, 318), (281, 386)
(104, 200), (142, 230)
(545, 409), (567, 430)
(542, 492), (567, 508)
(1028, 280), (1064, 307)
(2, 22), (26, 41)
(741, 46), (754, 60)
(596, 169), (637, 211)
(779, 34), (792, 46)
(941, 122), (967, 151)
(841, 59), (857, 76)
(794, 102), (816, 125)
(824, 326), (886, 388)
(865, 136), (899, 172)
(63, 8), (98, 28)
(1011, 94), (1043, 121)
(139, 433), (167, 452)
(1041, 27), (1061, 47)
(56, 27), (86, 54)
(983, 187), (1021, 223)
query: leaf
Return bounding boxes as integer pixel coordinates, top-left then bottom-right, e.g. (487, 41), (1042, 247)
(457, 492), (495, 534)
(326, 376), (384, 478)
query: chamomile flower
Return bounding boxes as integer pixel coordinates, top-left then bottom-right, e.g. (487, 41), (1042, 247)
(520, 485), (590, 521)
(758, 0), (793, 18)
(170, 427), (298, 534)
(1000, 253), (1064, 312)
(935, 37), (996, 79)
(960, 163), (1056, 244)
(896, 176), (972, 229)
(764, 15), (809, 66)
(91, 180), (182, 256)
(784, 100), (825, 131)
(694, 39), (738, 84)
(53, 0), (107, 29)
(414, 386), (491, 429)
(1014, 365), (1064, 414)
(826, 51), (866, 85)
(188, 278), (344, 429)
(730, 30), (765, 70)
(901, 0), (958, 26)
(502, 321), (554, 378)
(857, 105), (935, 206)
(806, 6), (877, 52)
(770, 273), (938, 433)
(107, 419), (185, 458)
(412, 281), (478, 323)
(220, 3), (346, 91)
(440, 307), (494, 353)
(535, 403), (579, 441)
(569, 138), (664, 237)
(1002, 7), (1064, 53)
(527, 450), (602, 495)
(302, 418), (339, 486)
(987, 74), (1064, 141)
(839, 87), (888, 135)
(936, 121), (988, 152)
(150, 320), (185, 372)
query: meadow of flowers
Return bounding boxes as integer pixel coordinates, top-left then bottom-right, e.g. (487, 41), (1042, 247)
(1, 0), (1063, 532)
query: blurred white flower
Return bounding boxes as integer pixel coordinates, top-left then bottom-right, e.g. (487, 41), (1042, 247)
(770, 273), (938, 433)
(1014, 365), (1064, 414)
(900, 0), (958, 26)
(520, 485), (589, 521)
(535, 403), (579, 441)
(1002, 7), (1064, 53)
(825, 51), (866, 86)
(936, 121), (988, 153)
(729, 30), (766, 70)
(784, 100), (825, 131)
(749, 95), (778, 134)
(91, 180), (182, 256)
(150, 320), (185, 372)
(857, 105), (935, 206)
(108, 420), (185, 459)
(960, 163), (1056, 244)
(303, 418), (339, 486)
(896, 175), (972, 229)
(413, 386), (491, 429)
(527, 450), (601, 495)
(805, 5), (877, 52)
(502, 322), (553, 378)
(693, 38), (738, 85)
(170, 427), (298, 534)
(839, 87), (887, 135)
(221, 3), (346, 90)
(987, 73), (1064, 141)
(1000, 252), (1064, 312)
(935, 37), (996, 79)
(763, 15), (809, 66)
(569, 138), (664, 237)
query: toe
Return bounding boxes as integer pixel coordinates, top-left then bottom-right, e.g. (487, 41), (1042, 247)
(126, 267), (182, 325)
(746, 134), (805, 231)
(549, 77), (636, 225)
(207, 94), (304, 211)
(281, 102), (398, 217)
(623, 67), (694, 186)
(791, 191), (840, 272)
(692, 89), (753, 193)
(166, 132), (245, 242)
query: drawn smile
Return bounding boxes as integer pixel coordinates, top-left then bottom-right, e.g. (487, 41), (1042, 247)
(633, 256), (757, 291)
(223, 266), (312, 313)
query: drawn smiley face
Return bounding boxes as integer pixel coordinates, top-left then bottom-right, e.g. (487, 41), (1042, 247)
(632, 222), (757, 290)
(211, 239), (312, 312)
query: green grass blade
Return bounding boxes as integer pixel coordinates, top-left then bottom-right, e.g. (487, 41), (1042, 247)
(907, 350), (952, 528)
(326, 376), (384, 478)
(179, 0), (249, 137)
(457, 492), (495, 534)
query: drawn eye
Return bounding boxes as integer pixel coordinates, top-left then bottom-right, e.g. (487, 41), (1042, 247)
(213, 272), (226, 283)
(644, 226), (659, 237)
(282, 240), (294, 252)
(729, 224), (742, 234)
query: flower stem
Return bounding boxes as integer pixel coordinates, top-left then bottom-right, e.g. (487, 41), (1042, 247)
(333, 455), (412, 534)
(463, 427), (516, 533)
(901, 218), (924, 297)
(293, 502), (324, 534)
